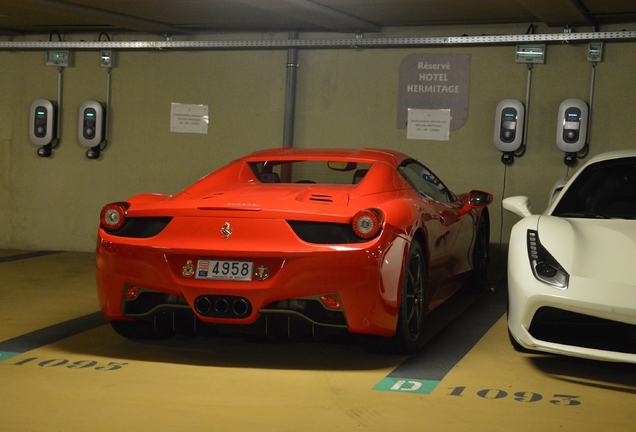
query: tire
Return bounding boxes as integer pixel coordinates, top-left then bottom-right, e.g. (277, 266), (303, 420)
(360, 240), (426, 354)
(110, 315), (175, 340)
(470, 208), (490, 293)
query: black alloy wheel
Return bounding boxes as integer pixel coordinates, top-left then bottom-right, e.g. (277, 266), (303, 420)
(395, 240), (426, 353)
(358, 240), (426, 354)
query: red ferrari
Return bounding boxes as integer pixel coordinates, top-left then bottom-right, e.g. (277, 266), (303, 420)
(96, 147), (492, 353)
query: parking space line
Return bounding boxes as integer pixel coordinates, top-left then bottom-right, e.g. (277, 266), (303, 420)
(0, 312), (107, 361)
(375, 285), (508, 394)
(0, 250), (62, 263)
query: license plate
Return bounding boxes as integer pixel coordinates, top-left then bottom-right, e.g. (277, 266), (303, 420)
(195, 260), (253, 281)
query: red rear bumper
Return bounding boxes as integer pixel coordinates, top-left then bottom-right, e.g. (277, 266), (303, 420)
(96, 217), (408, 337)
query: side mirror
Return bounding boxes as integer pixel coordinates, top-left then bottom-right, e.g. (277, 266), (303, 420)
(458, 190), (493, 216)
(502, 196), (532, 218)
(469, 190), (492, 206)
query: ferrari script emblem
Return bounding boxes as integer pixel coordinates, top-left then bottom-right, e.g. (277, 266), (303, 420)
(182, 260), (195, 277)
(220, 222), (232, 240)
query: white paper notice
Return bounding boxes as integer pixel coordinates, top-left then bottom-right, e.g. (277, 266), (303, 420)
(170, 103), (209, 134)
(407, 109), (451, 141)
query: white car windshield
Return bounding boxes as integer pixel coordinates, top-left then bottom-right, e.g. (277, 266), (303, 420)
(552, 157), (636, 219)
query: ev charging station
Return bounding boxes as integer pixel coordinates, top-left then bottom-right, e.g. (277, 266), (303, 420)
(557, 98), (589, 166)
(494, 99), (525, 165)
(29, 99), (57, 157)
(78, 100), (106, 159)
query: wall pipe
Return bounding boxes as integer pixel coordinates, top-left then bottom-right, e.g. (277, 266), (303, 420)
(283, 31), (299, 148)
(104, 67), (111, 146)
(517, 64), (532, 158)
(55, 67), (62, 146)
(587, 62), (596, 148)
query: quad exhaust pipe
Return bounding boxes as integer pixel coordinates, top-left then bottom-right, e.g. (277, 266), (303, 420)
(194, 295), (251, 318)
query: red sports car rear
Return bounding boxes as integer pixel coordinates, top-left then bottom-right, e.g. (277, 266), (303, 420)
(96, 148), (491, 353)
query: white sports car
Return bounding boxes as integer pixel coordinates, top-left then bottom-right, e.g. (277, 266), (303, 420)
(504, 150), (636, 363)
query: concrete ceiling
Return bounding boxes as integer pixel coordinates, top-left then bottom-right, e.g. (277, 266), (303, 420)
(1, 0), (635, 37)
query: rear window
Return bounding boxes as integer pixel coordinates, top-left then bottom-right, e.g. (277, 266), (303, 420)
(248, 160), (372, 185)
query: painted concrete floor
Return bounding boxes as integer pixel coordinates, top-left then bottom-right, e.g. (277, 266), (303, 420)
(1, 251), (635, 431)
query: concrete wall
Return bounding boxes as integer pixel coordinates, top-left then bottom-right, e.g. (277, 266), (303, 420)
(1, 23), (634, 260)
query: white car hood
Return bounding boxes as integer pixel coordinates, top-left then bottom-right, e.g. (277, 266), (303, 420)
(538, 216), (636, 285)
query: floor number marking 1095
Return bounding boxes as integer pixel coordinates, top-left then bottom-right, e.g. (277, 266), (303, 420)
(12, 357), (128, 371)
(448, 386), (581, 406)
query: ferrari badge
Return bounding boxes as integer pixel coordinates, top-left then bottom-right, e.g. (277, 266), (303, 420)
(182, 260), (195, 277)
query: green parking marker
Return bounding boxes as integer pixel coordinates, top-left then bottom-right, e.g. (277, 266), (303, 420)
(373, 377), (439, 394)
(0, 351), (21, 362)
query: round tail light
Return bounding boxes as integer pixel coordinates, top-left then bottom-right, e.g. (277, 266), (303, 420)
(100, 203), (127, 231)
(351, 209), (382, 239)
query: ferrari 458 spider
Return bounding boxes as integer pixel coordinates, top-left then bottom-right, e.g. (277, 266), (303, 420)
(504, 150), (636, 363)
(96, 147), (492, 353)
